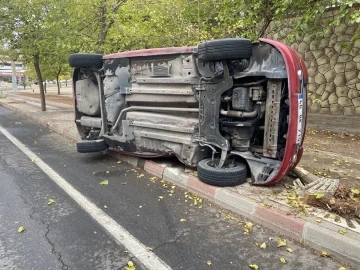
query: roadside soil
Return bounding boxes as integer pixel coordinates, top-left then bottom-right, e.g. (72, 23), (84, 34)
(300, 127), (360, 188)
(17, 92), (73, 106)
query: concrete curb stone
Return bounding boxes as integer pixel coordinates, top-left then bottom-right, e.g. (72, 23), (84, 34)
(1, 99), (359, 267)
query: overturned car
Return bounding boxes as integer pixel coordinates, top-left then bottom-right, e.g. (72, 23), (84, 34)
(69, 38), (307, 186)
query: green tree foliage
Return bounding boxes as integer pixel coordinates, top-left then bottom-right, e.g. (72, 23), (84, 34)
(0, 0), (358, 111)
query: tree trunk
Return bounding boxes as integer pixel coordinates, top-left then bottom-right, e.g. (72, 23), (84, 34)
(57, 78), (60, 95)
(44, 81), (47, 93)
(56, 68), (62, 95)
(33, 54), (46, 111)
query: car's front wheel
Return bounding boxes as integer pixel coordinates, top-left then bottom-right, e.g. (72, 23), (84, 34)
(197, 158), (248, 186)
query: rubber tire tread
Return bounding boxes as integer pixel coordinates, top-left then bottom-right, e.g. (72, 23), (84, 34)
(198, 38), (253, 62)
(68, 53), (103, 68)
(77, 140), (109, 153)
(197, 158), (248, 187)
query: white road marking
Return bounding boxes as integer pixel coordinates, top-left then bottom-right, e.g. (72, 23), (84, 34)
(0, 125), (172, 270)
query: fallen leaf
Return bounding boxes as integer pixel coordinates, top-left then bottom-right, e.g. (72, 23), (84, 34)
(92, 172), (96, 175)
(158, 196), (164, 200)
(356, 177), (360, 180)
(315, 193), (324, 199)
(280, 258), (286, 264)
(31, 159), (35, 163)
(316, 218), (321, 223)
(125, 260), (136, 270)
(206, 260), (212, 265)
(146, 247), (153, 252)
(106, 171), (109, 174)
(321, 251), (330, 257)
(47, 199), (55, 205)
(286, 248), (293, 253)
(313, 158), (318, 163)
(246, 222), (253, 229)
(277, 238), (287, 247)
(338, 229), (347, 235)
(117, 160), (122, 164)
(100, 180), (109, 185)
(351, 188), (360, 195)
(260, 242), (266, 249)
(138, 174), (145, 178)
(104, 205), (108, 209)
(338, 267), (346, 270)
(18, 226), (25, 233)
(180, 218), (186, 222)
(249, 264), (259, 270)
(139, 205), (143, 208)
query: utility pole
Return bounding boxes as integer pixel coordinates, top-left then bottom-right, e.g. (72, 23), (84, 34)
(11, 61), (17, 90)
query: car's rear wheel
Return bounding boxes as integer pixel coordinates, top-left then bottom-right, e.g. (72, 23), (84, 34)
(197, 158), (248, 186)
(77, 139), (108, 153)
(198, 38), (253, 62)
(68, 53), (103, 68)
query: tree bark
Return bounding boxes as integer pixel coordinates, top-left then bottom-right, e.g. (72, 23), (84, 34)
(33, 53), (46, 111)
(56, 67), (62, 95)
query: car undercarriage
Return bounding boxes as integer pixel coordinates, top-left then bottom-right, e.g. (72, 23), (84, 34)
(69, 38), (307, 186)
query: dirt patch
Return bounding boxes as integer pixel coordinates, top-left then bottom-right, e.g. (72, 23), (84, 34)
(17, 92), (73, 106)
(300, 128), (360, 187)
(305, 185), (360, 220)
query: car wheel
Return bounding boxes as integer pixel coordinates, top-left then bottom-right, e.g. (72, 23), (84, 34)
(76, 139), (109, 153)
(68, 53), (103, 68)
(197, 158), (248, 186)
(198, 38), (253, 62)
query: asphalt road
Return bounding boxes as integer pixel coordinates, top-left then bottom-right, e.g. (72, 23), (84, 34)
(0, 106), (350, 270)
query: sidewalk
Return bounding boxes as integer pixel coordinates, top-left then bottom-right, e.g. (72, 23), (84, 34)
(1, 93), (359, 267)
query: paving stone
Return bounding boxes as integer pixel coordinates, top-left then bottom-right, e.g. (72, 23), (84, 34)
(345, 70), (359, 81)
(328, 93), (338, 104)
(330, 104), (343, 114)
(317, 55), (330, 65)
(321, 91), (330, 101)
(329, 34), (338, 47)
(329, 54), (339, 68)
(310, 103), (321, 113)
(318, 64), (331, 74)
(353, 97), (360, 107)
(325, 47), (336, 58)
(338, 54), (352, 63)
(345, 61), (357, 71)
(334, 63), (345, 73)
(334, 73), (346, 86)
(335, 86), (349, 97)
(316, 84), (326, 95)
(334, 23), (347, 35)
(348, 89), (360, 99)
(346, 78), (360, 86)
(314, 73), (326, 84)
(338, 96), (352, 107)
(344, 106), (355, 115)
(320, 99), (330, 108)
(312, 49), (325, 59)
(324, 70), (336, 83)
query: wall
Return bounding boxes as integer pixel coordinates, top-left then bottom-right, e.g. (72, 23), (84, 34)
(265, 9), (360, 115)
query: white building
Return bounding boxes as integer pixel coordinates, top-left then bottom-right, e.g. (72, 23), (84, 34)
(0, 60), (26, 82)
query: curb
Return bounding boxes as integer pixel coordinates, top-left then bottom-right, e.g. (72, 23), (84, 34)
(1, 100), (359, 267)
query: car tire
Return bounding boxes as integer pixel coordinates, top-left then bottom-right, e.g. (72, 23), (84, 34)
(68, 53), (103, 68)
(198, 38), (253, 62)
(77, 139), (109, 153)
(197, 158), (248, 186)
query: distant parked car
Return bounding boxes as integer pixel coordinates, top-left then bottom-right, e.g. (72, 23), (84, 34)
(69, 38), (308, 186)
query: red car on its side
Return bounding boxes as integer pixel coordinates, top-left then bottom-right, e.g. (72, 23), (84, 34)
(69, 38), (307, 186)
